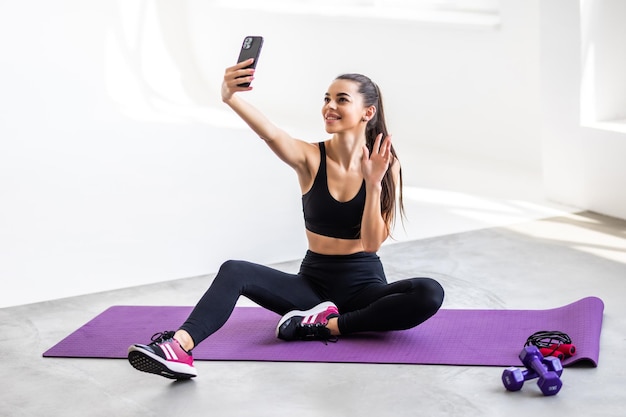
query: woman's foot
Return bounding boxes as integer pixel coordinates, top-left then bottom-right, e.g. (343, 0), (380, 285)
(128, 331), (197, 379)
(276, 301), (340, 342)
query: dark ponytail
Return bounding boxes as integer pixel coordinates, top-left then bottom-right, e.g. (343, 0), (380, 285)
(335, 73), (405, 235)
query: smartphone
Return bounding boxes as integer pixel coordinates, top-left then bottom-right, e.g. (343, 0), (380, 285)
(236, 36), (263, 87)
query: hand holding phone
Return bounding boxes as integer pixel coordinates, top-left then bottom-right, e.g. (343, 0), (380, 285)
(236, 36), (263, 87)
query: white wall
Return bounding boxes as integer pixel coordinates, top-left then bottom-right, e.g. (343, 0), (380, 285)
(540, 0), (626, 219)
(188, 0), (542, 172)
(0, 0), (544, 307)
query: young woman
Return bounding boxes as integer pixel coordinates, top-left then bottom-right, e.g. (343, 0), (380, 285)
(127, 59), (445, 379)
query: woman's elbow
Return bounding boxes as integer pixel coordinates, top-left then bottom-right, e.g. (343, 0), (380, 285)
(361, 238), (384, 253)
(360, 229), (389, 253)
(362, 245), (380, 253)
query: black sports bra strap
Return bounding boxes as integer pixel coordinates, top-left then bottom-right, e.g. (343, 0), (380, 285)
(316, 142), (327, 179)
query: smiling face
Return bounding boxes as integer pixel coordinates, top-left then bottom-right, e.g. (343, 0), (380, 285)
(322, 79), (373, 135)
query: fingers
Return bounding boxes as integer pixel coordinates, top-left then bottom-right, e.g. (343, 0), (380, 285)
(227, 58), (255, 72)
(383, 135), (392, 161)
(373, 133), (383, 153)
(361, 136), (392, 183)
(373, 133), (392, 161)
(222, 62), (256, 98)
(362, 144), (370, 157)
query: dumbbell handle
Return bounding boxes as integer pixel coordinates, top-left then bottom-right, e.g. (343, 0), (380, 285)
(520, 346), (563, 396)
(522, 349), (554, 377)
(502, 356), (563, 392)
(520, 358), (563, 380)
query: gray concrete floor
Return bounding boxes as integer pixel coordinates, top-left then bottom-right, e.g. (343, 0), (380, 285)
(2, 211), (625, 417)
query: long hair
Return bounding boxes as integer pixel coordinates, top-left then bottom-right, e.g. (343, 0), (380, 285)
(335, 73), (405, 235)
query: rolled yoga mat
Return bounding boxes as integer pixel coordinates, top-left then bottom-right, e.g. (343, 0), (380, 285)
(43, 296), (603, 367)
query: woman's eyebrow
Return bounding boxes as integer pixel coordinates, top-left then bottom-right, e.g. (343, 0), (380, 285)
(325, 92), (352, 98)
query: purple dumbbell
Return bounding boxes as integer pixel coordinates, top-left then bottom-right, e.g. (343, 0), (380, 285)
(521, 346), (563, 395)
(502, 355), (563, 392)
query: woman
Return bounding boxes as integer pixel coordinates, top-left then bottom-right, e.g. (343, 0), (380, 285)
(128, 59), (444, 379)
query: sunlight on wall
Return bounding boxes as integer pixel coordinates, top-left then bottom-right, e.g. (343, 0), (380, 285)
(403, 186), (625, 265)
(506, 213), (626, 264)
(579, 0), (626, 134)
(580, 42), (596, 126)
(210, 0), (501, 27)
(402, 186), (571, 232)
(104, 0), (244, 127)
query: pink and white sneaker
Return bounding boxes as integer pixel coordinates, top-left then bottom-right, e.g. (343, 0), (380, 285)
(276, 301), (339, 342)
(128, 331), (197, 379)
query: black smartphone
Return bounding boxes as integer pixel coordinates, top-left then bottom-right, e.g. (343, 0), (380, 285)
(236, 36), (263, 87)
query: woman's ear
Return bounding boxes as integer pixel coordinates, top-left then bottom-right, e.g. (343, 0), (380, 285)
(365, 105), (377, 121)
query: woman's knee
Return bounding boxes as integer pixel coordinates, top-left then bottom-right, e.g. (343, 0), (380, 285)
(217, 259), (246, 275)
(213, 259), (253, 285)
(414, 277), (445, 314)
(219, 258), (270, 275)
(426, 278), (445, 305)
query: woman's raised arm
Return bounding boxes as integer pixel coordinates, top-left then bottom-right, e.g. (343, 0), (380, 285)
(221, 59), (314, 173)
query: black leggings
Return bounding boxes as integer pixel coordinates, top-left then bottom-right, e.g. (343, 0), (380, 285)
(179, 251), (444, 346)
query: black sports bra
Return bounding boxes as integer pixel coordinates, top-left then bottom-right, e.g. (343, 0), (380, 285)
(302, 142), (366, 239)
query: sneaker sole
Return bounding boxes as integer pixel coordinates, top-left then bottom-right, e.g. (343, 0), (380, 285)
(127, 346), (197, 380)
(275, 301), (337, 338)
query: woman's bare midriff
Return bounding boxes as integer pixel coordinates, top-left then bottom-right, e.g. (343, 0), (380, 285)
(306, 229), (366, 255)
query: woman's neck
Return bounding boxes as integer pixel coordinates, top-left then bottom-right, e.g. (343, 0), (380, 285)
(327, 132), (366, 171)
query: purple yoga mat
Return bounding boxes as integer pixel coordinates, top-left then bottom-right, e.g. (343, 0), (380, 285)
(43, 296), (603, 367)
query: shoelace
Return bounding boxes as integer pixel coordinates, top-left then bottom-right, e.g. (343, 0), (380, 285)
(298, 323), (339, 345)
(149, 331), (176, 345)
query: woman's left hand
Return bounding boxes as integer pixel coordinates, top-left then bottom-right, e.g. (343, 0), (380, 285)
(361, 133), (393, 185)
